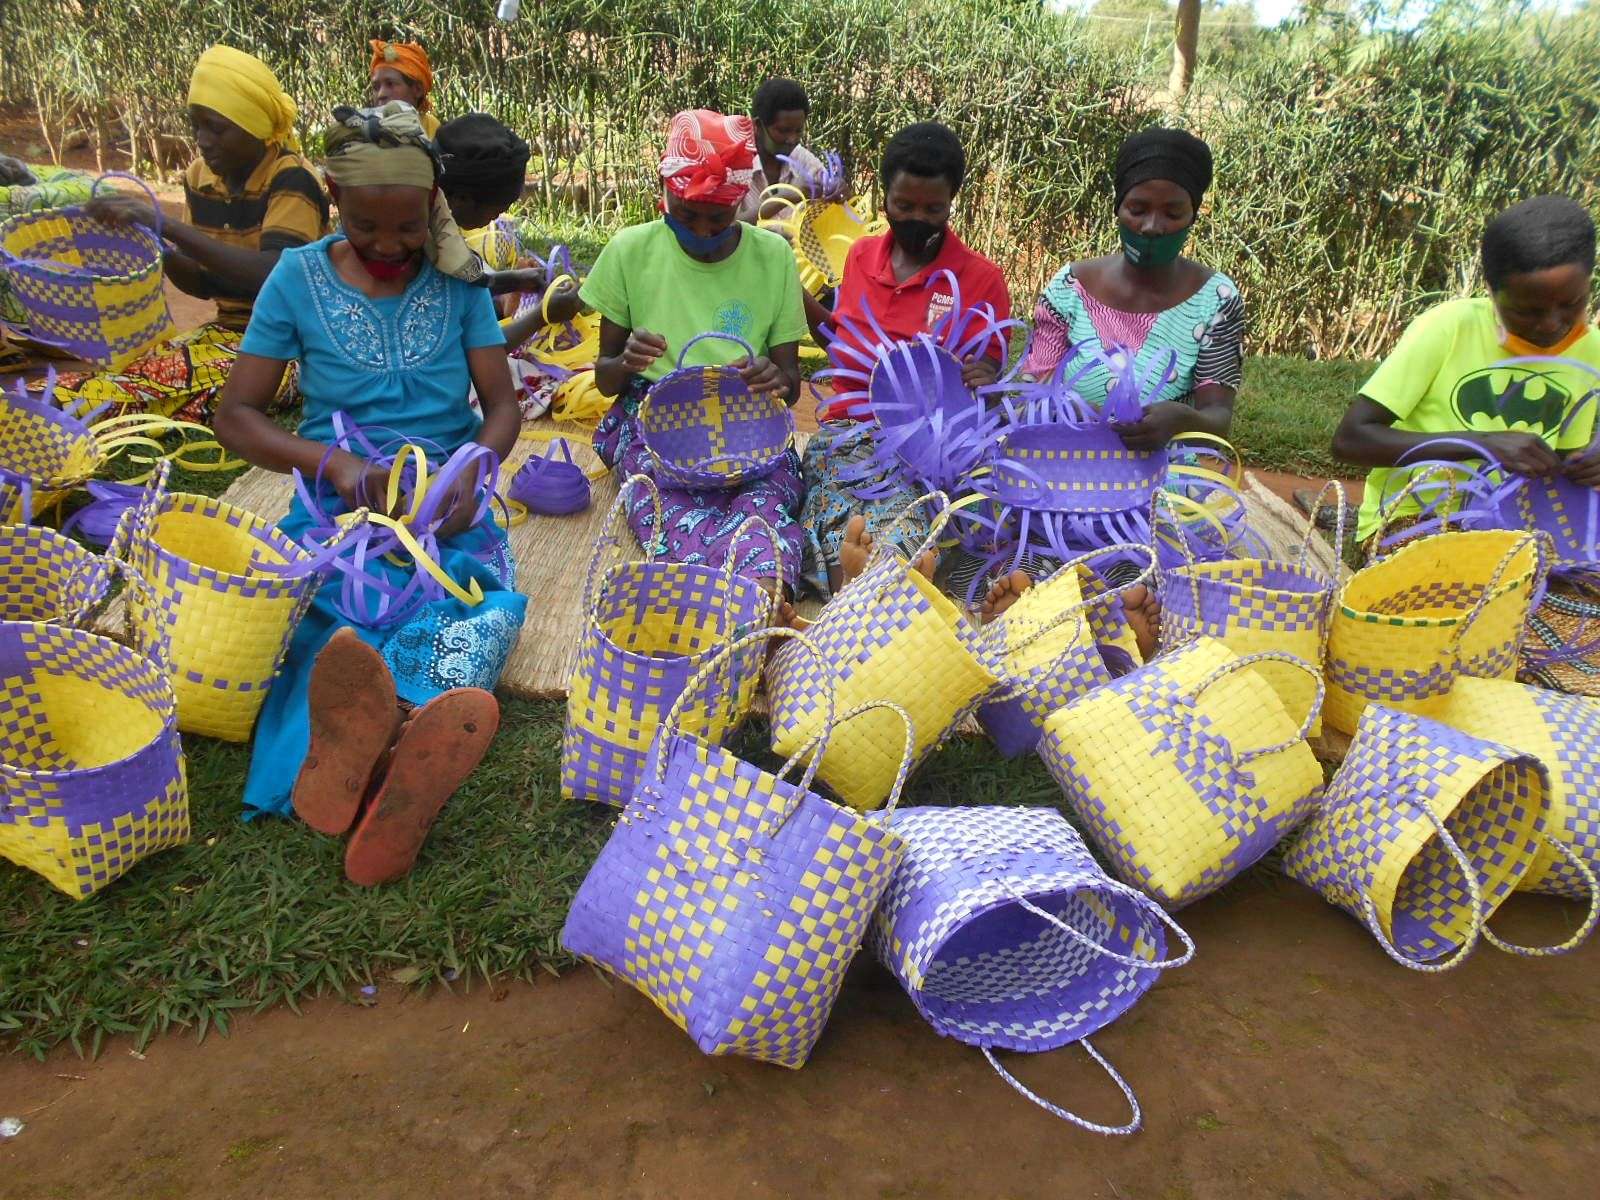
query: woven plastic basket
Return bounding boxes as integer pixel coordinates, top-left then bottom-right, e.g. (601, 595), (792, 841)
(506, 437), (591, 516)
(637, 332), (794, 491)
(1435, 677), (1600, 899)
(0, 522), (117, 624)
(1039, 637), (1326, 909)
(1324, 528), (1548, 735)
(1159, 482), (1346, 734)
(975, 544), (1153, 759)
(0, 173), (174, 368)
(116, 461), (327, 742)
(868, 805), (1195, 1133)
(767, 493), (1002, 810)
(562, 475), (777, 806)
(562, 629), (911, 1068)
(0, 561), (187, 899)
(1283, 703), (1597, 971)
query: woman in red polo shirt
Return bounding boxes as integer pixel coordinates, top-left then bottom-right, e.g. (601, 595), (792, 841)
(798, 121), (1011, 599)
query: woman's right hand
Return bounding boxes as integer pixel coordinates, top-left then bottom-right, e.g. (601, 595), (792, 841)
(1473, 431), (1561, 477)
(618, 328), (668, 374)
(324, 449), (392, 513)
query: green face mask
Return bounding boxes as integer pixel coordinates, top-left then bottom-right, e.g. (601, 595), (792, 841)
(1119, 224), (1190, 267)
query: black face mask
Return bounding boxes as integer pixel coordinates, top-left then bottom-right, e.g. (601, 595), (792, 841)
(889, 217), (943, 256)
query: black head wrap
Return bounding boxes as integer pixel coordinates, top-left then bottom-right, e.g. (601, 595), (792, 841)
(435, 113), (531, 196)
(1114, 127), (1213, 212)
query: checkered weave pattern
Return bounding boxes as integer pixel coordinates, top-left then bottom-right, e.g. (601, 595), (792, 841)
(0, 524), (114, 624)
(1324, 530), (1546, 735)
(795, 200), (884, 293)
(1437, 678), (1600, 900)
(867, 806), (1186, 1052)
(989, 422), (1167, 517)
(0, 619), (187, 899)
(0, 384), (104, 521)
(0, 197), (174, 368)
(561, 552), (769, 807)
(1283, 704), (1548, 967)
(638, 333), (793, 490)
(561, 726), (905, 1068)
(767, 547), (1000, 810)
(1039, 637), (1325, 909)
(976, 559), (1144, 759)
(119, 464), (324, 742)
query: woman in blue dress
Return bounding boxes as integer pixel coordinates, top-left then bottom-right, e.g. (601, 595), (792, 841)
(215, 103), (527, 886)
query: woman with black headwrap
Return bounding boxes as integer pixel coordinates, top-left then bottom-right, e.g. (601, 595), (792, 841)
(1020, 127), (1244, 450)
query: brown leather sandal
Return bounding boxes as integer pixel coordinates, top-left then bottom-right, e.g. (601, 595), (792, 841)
(343, 688), (500, 887)
(291, 628), (403, 836)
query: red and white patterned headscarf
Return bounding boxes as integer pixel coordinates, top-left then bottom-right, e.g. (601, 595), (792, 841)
(659, 109), (756, 208)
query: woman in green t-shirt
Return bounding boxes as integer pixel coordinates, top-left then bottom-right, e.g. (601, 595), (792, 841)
(582, 109), (809, 599)
(1331, 194), (1600, 693)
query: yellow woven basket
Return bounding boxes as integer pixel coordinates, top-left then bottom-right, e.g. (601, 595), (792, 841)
(766, 494), (1000, 811)
(1435, 677), (1600, 898)
(1323, 528), (1548, 735)
(761, 189), (887, 299)
(1038, 637), (1325, 908)
(117, 462), (326, 742)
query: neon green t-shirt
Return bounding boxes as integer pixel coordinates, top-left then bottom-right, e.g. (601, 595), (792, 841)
(578, 219), (808, 383)
(1355, 297), (1600, 540)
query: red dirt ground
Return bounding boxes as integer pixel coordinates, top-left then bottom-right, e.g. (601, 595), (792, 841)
(4, 876), (1598, 1199)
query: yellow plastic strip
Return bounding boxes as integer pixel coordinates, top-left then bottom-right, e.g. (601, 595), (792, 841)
(364, 512), (486, 608)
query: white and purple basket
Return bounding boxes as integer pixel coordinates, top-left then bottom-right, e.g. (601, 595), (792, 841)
(868, 805), (1194, 1133)
(638, 332), (794, 491)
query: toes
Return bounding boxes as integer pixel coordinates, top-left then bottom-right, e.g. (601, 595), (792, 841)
(844, 514), (868, 546)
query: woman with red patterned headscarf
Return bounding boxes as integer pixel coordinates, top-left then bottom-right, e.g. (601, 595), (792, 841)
(580, 109), (810, 603)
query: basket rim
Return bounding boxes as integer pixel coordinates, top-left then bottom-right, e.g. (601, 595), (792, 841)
(0, 622), (177, 785)
(588, 558), (770, 664)
(139, 491), (315, 587)
(0, 207), (165, 286)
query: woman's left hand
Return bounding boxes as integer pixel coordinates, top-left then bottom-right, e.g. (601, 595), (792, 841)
(86, 193), (161, 232)
(738, 355), (788, 397)
(1564, 446), (1600, 489)
(961, 357), (1000, 389)
(432, 471), (483, 540)
(1112, 401), (1199, 451)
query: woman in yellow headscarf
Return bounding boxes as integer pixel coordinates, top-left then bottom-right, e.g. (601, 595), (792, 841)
(47, 44), (330, 423)
(369, 40), (440, 136)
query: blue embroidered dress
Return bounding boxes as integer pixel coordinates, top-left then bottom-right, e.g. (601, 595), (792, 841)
(238, 235), (527, 817)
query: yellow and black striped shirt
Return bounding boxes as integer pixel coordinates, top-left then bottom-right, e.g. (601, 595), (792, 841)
(184, 147), (330, 331)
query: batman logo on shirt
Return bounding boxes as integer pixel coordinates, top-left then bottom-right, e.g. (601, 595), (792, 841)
(1451, 365), (1571, 437)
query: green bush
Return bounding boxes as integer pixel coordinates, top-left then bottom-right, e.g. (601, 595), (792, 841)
(2, 0), (1595, 358)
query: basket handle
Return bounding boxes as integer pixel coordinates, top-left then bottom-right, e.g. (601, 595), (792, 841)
(770, 698), (917, 822)
(1181, 649), (1325, 762)
(1014, 888), (1195, 971)
(90, 171), (166, 245)
(1439, 529), (1551, 662)
(722, 515), (785, 627)
(1293, 479), (1350, 574)
(981, 1041), (1141, 1136)
(1356, 753), (1485, 973)
(675, 330), (758, 372)
(1371, 462), (1473, 554)
(105, 457), (171, 565)
(102, 546), (175, 678)
(581, 473), (664, 620)
(758, 181), (809, 211)
(1479, 830), (1600, 957)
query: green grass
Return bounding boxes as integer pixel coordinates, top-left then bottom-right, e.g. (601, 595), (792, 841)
(1231, 356), (1374, 478)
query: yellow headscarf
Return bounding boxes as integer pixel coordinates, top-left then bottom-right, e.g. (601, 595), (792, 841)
(187, 45), (300, 151)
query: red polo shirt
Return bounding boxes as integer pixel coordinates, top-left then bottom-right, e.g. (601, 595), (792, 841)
(822, 226), (1012, 421)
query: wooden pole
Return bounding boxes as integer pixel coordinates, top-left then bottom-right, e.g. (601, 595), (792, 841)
(1169, 0), (1201, 97)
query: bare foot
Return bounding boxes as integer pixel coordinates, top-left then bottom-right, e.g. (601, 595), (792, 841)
(1120, 583), (1162, 660)
(979, 570), (1033, 623)
(839, 514), (873, 586)
(912, 550), (938, 581)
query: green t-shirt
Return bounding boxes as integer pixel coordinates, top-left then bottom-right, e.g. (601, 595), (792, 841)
(579, 219), (808, 382)
(1355, 297), (1600, 540)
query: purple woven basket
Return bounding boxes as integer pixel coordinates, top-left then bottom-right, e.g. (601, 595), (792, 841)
(507, 438), (590, 515)
(0, 172), (174, 367)
(990, 420), (1166, 516)
(562, 630), (912, 1068)
(639, 332), (794, 491)
(868, 805), (1194, 1133)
